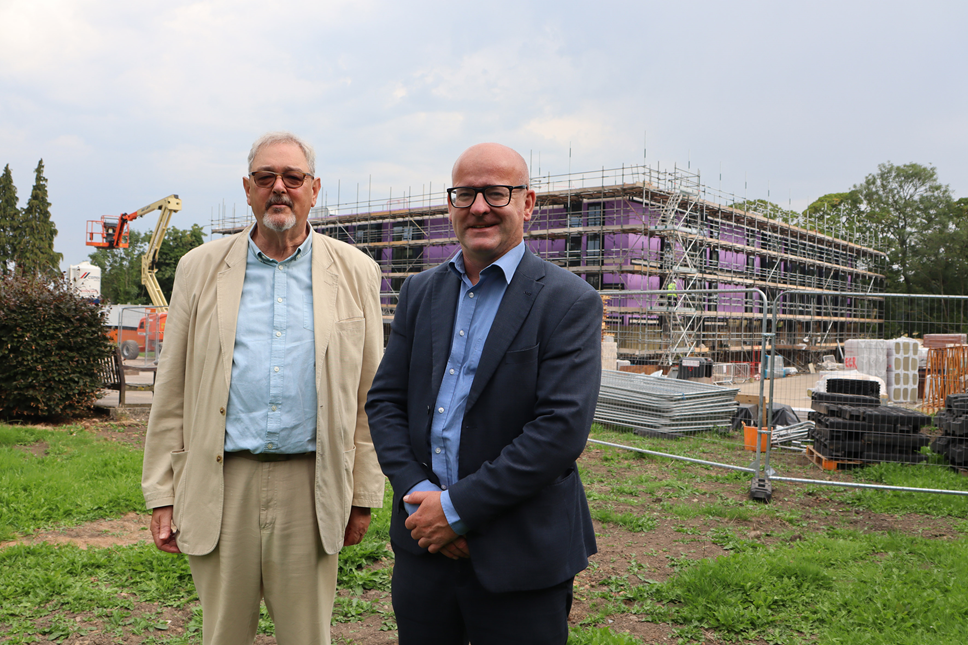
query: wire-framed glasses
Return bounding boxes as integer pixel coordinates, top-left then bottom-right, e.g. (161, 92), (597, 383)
(249, 170), (313, 189)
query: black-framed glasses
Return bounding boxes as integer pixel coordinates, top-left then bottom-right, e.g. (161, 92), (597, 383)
(447, 185), (527, 208)
(249, 170), (313, 189)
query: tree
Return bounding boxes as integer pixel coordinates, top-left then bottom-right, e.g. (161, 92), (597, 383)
(88, 229), (150, 304)
(17, 159), (62, 277)
(907, 197), (968, 296)
(853, 162), (954, 294)
(730, 199), (799, 224)
(802, 191), (865, 241)
(88, 224), (205, 304)
(154, 224), (205, 298)
(0, 164), (20, 276)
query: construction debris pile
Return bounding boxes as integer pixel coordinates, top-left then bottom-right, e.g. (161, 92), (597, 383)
(930, 394), (968, 469)
(808, 379), (931, 464)
(594, 370), (739, 436)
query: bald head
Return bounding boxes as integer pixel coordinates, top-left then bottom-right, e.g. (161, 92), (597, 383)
(451, 143), (530, 187)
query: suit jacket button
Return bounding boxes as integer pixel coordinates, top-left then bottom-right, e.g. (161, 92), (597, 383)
(219, 407), (225, 415)
(216, 455), (222, 463)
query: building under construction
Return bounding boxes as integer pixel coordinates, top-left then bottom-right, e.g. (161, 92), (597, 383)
(213, 164), (886, 369)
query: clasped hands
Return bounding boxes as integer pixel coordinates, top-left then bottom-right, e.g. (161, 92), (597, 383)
(403, 490), (469, 560)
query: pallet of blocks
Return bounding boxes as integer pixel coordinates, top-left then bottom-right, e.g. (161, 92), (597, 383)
(807, 380), (931, 466)
(930, 393), (968, 469)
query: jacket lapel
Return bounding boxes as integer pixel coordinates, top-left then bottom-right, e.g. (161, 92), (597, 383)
(430, 264), (461, 397)
(464, 251), (545, 412)
(311, 232), (338, 388)
(216, 228), (250, 388)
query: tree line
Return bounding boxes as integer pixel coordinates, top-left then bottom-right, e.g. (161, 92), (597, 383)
(2, 159), (965, 300)
(734, 162), (968, 296)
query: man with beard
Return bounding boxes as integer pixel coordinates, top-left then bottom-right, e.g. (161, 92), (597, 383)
(142, 132), (385, 645)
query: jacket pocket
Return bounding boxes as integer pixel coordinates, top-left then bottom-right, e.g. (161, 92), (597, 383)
(505, 343), (538, 365)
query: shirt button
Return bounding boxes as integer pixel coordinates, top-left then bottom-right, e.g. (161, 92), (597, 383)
(277, 266), (283, 271)
(468, 292), (475, 298)
(438, 407), (444, 413)
(459, 330), (465, 336)
(274, 366), (280, 372)
(435, 447), (441, 454)
(275, 331), (282, 337)
(449, 368), (455, 375)
(277, 297), (283, 303)
(271, 405), (277, 411)
(267, 443), (274, 449)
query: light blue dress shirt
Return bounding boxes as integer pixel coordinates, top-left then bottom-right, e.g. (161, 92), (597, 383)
(405, 242), (527, 535)
(224, 231), (317, 454)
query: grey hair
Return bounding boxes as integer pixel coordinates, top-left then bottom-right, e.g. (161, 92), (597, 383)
(247, 131), (316, 175)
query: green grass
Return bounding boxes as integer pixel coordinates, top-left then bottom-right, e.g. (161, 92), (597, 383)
(654, 530), (968, 644)
(846, 461), (968, 518)
(0, 424), (147, 540)
(568, 625), (642, 644)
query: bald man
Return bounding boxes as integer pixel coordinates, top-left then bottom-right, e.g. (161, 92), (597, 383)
(366, 143), (602, 644)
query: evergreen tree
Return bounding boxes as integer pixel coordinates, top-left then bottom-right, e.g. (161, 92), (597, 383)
(0, 164), (20, 277)
(18, 159), (62, 277)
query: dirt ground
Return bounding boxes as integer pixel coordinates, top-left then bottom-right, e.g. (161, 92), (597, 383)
(3, 416), (962, 645)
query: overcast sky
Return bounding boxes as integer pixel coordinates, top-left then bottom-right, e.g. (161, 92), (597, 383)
(2, 0), (965, 271)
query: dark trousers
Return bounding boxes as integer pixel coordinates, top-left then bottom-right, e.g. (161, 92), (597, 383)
(391, 543), (574, 645)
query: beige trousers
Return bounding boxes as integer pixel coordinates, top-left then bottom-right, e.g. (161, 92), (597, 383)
(188, 453), (337, 645)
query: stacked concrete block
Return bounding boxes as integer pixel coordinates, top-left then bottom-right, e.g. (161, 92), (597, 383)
(601, 335), (618, 371)
(886, 337), (921, 404)
(808, 381), (931, 463)
(844, 339), (889, 385)
(930, 394), (968, 468)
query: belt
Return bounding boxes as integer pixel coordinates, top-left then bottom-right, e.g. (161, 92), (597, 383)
(225, 451), (315, 462)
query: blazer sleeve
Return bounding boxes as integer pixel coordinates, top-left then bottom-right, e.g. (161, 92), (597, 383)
(141, 254), (192, 509)
(350, 259), (389, 508)
(365, 276), (434, 498)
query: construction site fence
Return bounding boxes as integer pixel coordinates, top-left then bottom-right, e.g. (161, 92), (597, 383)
(590, 288), (968, 501)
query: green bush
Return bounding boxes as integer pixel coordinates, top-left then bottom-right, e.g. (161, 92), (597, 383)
(0, 275), (112, 420)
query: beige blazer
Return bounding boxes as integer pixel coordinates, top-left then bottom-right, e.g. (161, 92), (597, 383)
(141, 227), (386, 556)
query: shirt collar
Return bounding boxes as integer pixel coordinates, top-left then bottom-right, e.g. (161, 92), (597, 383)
(449, 241), (526, 285)
(248, 224), (313, 266)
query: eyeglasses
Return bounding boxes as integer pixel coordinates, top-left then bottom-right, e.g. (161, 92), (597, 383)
(249, 170), (313, 189)
(447, 185), (527, 209)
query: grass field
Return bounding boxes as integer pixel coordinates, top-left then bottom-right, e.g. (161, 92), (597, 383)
(1, 419), (967, 644)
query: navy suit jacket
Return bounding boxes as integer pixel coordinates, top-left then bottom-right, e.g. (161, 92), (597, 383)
(366, 249), (601, 593)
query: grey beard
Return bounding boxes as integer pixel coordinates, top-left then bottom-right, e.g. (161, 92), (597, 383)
(262, 211), (297, 232)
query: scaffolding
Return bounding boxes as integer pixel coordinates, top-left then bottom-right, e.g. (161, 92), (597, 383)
(211, 163), (886, 366)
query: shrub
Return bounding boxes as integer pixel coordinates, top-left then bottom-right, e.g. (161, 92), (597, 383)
(0, 275), (112, 420)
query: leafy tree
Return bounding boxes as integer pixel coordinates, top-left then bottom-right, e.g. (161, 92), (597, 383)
(907, 197), (968, 296)
(154, 223), (205, 299)
(0, 164), (19, 276)
(88, 224), (205, 304)
(17, 159), (62, 277)
(88, 229), (150, 305)
(802, 191), (865, 241)
(730, 199), (799, 224)
(853, 162), (954, 294)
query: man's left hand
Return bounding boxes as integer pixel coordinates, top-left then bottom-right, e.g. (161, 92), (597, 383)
(403, 490), (460, 554)
(344, 506), (371, 546)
